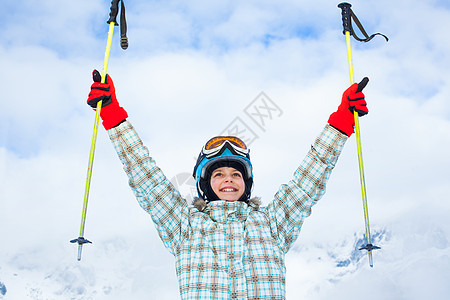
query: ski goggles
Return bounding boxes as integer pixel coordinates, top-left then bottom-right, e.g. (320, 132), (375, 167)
(202, 136), (249, 158)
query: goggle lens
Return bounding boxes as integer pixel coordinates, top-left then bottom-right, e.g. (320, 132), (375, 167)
(204, 136), (247, 151)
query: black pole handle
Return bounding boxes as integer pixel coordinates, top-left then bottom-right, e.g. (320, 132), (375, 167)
(107, 0), (120, 25)
(356, 77), (369, 93)
(338, 2), (352, 34)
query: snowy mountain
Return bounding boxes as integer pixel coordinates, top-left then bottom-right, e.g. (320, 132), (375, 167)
(0, 282), (6, 297)
(2, 225), (444, 300)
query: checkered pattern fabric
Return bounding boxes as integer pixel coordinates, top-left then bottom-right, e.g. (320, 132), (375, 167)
(108, 121), (347, 300)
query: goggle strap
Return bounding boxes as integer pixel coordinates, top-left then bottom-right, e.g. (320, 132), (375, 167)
(200, 155), (252, 180)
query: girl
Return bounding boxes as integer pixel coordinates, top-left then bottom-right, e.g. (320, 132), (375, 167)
(86, 70), (368, 299)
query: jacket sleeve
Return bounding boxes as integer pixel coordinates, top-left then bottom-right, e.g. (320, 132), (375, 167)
(108, 120), (191, 255)
(265, 124), (348, 253)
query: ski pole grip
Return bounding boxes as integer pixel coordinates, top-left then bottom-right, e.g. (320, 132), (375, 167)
(107, 0), (120, 25)
(357, 77), (369, 93)
(338, 2), (352, 34)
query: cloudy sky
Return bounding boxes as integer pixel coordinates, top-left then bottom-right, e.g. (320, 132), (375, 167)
(1, 0), (450, 299)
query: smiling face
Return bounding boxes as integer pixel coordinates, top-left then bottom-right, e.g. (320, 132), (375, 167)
(210, 166), (245, 202)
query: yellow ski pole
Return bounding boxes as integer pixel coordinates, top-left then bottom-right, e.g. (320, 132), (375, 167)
(71, 0), (121, 261)
(338, 2), (382, 267)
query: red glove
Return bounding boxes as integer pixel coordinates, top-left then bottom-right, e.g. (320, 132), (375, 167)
(87, 70), (128, 130)
(328, 77), (369, 137)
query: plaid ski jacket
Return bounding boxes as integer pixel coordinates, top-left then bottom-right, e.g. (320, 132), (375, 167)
(108, 121), (347, 300)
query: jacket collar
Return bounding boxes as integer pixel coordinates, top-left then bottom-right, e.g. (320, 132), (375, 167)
(192, 197), (261, 223)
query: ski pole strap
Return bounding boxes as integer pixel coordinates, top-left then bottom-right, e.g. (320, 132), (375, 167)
(338, 3), (389, 43)
(107, 0), (128, 50)
(120, 0), (128, 50)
